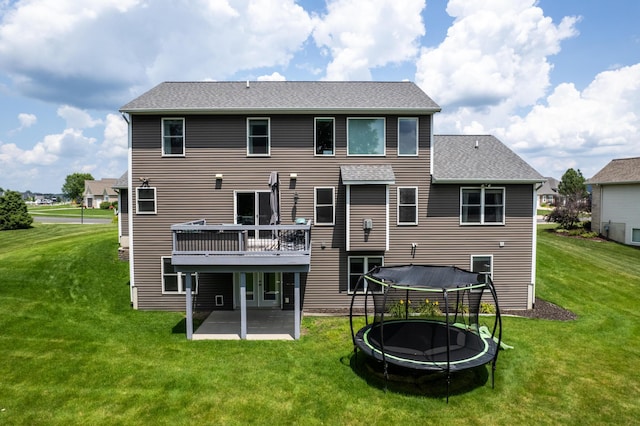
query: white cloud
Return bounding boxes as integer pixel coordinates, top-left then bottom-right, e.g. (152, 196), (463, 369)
(57, 105), (103, 129)
(494, 64), (640, 177)
(17, 113), (37, 129)
(257, 72), (287, 81)
(313, 0), (426, 80)
(416, 0), (579, 109)
(98, 113), (128, 159)
(0, 0), (314, 109)
(1, 123), (96, 166)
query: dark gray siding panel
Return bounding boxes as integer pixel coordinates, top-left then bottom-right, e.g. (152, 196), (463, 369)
(130, 113), (535, 311)
(348, 185), (387, 251)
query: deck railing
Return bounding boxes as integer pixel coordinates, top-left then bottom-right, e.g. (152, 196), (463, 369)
(171, 220), (311, 263)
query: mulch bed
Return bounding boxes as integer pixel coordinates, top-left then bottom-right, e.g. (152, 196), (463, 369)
(502, 298), (577, 321)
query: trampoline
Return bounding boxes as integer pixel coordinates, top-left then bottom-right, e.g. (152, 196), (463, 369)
(349, 265), (502, 401)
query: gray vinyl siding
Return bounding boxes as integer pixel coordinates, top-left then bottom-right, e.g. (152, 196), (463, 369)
(348, 185), (387, 251)
(130, 113), (534, 311)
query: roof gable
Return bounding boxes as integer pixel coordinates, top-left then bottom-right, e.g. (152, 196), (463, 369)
(589, 157), (640, 184)
(120, 81), (441, 114)
(84, 178), (118, 197)
(432, 135), (544, 183)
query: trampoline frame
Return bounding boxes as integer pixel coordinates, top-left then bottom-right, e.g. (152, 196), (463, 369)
(349, 264), (502, 401)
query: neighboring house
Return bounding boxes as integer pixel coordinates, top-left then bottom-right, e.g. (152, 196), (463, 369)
(112, 172), (129, 260)
(119, 81), (544, 339)
(589, 157), (640, 246)
(537, 177), (560, 208)
(83, 178), (118, 208)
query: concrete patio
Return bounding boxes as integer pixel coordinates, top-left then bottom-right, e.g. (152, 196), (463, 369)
(193, 309), (297, 340)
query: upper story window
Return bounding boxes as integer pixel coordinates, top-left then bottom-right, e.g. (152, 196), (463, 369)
(398, 118), (418, 156)
(397, 187), (418, 225)
(162, 118), (185, 156)
(461, 187), (505, 225)
(347, 118), (385, 156)
(136, 187), (157, 215)
(315, 118), (335, 155)
(314, 187), (335, 225)
(247, 118), (270, 156)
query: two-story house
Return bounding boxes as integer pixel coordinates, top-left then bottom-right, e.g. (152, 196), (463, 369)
(119, 81), (544, 340)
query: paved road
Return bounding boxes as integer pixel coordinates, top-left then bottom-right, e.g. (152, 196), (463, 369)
(32, 215), (113, 225)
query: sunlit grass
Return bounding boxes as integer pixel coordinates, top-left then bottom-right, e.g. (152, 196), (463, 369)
(0, 224), (638, 424)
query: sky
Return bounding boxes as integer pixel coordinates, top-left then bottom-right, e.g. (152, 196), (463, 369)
(0, 0), (639, 194)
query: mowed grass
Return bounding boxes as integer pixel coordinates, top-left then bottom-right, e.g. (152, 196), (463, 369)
(28, 204), (116, 219)
(0, 223), (639, 424)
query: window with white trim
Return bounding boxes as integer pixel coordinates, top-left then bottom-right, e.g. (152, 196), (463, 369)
(136, 187), (156, 214)
(162, 118), (185, 156)
(461, 187), (505, 224)
(397, 187), (418, 225)
(632, 228), (640, 244)
(247, 118), (270, 156)
(348, 256), (383, 293)
(315, 187), (335, 225)
(398, 118), (418, 156)
(315, 118), (335, 155)
(471, 255), (493, 282)
(162, 257), (198, 294)
(347, 118), (385, 155)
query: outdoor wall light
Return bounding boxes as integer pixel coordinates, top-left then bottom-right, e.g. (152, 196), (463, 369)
(139, 177), (150, 187)
(289, 173), (298, 179)
(215, 174), (223, 180)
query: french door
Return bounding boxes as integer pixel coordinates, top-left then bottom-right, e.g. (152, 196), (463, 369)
(236, 272), (281, 308)
(235, 191), (271, 238)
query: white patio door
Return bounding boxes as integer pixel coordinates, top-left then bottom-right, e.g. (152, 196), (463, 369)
(235, 191), (271, 238)
(236, 272), (281, 308)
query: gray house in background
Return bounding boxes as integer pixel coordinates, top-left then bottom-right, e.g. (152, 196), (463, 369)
(119, 81), (544, 340)
(83, 178), (118, 208)
(589, 157), (640, 246)
(537, 177), (560, 208)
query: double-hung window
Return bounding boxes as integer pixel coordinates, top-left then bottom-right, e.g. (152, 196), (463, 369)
(397, 187), (418, 225)
(315, 187), (335, 225)
(162, 118), (185, 156)
(247, 118), (270, 156)
(315, 118), (334, 155)
(136, 187), (157, 214)
(162, 257), (198, 294)
(461, 187), (505, 225)
(348, 256), (384, 293)
(347, 118), (385, 156)
(398, 118), (418, 156)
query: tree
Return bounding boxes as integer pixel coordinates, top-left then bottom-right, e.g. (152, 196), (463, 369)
(62, 172), (93, 204)
(0, 190), (33, 230)
(558, 168), (588, 203)
(545, 168), (589, 229)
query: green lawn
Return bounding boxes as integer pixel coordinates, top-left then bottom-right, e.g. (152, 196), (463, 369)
(28, 204), (116, 219)
(1, 223), (639, 424)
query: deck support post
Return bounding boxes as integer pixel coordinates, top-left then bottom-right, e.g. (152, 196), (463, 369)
(240, 272), (247, 339)
(185, 272), (193, 340)
(294, 272), (301, 339)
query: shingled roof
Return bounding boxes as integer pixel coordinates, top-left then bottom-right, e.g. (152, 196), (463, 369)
(589, 157), (640, 184)
(120, 81), (441, 114)
(432, 135), (544, 183)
